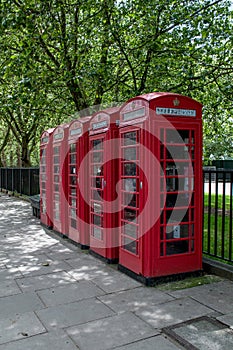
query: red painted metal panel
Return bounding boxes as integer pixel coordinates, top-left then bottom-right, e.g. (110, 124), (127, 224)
(89, 107), (120, 262)
(52, 123), (69, 236)
(40, 128), (54, 228)
(68, 117), (91, 247)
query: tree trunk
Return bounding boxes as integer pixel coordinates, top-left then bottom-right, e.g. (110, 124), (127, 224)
(0, 127), (10, 167)
(21, 138), (32, 167)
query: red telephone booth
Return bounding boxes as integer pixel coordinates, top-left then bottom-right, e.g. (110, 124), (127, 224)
(118, 92), (203, 284)
(68, 116), (91, 248)
(40, 128), (54, 229)
(52, 123), (69, 236)
(89, 107), (120, 263)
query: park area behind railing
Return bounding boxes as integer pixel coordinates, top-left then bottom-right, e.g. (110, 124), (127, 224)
(0, 167), (39, 196)
(0, 166), (232, 264)
(203, 168), (233, 263)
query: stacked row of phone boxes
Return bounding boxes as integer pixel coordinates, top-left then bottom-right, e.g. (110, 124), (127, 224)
(40, 92), (203, 284)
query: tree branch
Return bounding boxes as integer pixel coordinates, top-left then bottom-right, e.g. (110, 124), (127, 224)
(38, 35), (60, 68)
(3, 110), (21, 143)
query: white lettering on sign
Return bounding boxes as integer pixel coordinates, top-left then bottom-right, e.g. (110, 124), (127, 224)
(92, 120), (108, 130)
(122, 107), (145, 121)
(54, 133), (63, 141)
(156, 107), (196, 117)
(70, 128), (82, 136)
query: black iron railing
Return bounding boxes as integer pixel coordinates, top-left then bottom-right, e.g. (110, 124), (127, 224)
(0, 167), (39, 196)
(203, 168), (233, 263)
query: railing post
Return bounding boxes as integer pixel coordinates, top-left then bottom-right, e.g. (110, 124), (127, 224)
(20, 168), (22, 195)
(229, 172), (233, 261)
(11, 168), (14, 193)
(29, 168), (31, 196)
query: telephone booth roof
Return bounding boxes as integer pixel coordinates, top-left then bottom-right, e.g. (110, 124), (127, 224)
(53, 123), (69, 143)
(40, 128), (55, 145)
(119, 92), (202, 126)
(68, 116), (91, 141)
(89, 106), (120, 135)
(79, 115), (92, 123)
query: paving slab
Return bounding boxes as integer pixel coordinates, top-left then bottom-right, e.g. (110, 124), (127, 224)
(0, 267), (22, 280)
(112, 335), (181, 350)
(0, 330), (78, 350)
(65, 255), (107, 269)
(66, 312), (159, 350)
(46, 250), (84, 261)
(0, 311), (46, 345)
(98, 287), (174, 314)
(24, 226), (54, 236)
(0, 253), (8, 261)
(1, 232), (59, 253)
(0, 292), (44, 316)
(15, 271), (77, 292)
(135, 297), (213, 328)
(0, 279), (22, 298)
(66, 265), (117, 282)
(0, 235), (25, 245)
(169, 280), (233, 314)
(45, 242), (78, 255)
(37, 280), (104, 307)
(68, 267), (141, 293)
(4, 253), (50, 268)
(217, 314), (233, 328)
(1, 241), (52, 255)
(17, 259), (71, 277)
(2, 246), (51, 256)
(165, 316), (233, 350)
(36, 298), (115, 330)
(91, 270), (142, 293)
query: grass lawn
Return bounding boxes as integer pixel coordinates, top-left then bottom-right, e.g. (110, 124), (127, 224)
(204, 192), (232, 211)
(203, 191), (232, 262)
(203, 213), (232, 259)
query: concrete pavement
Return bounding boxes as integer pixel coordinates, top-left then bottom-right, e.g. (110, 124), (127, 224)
(0, 193), (233, 349)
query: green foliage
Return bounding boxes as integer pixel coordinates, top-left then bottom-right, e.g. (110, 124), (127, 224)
(0, 0), (232, 165)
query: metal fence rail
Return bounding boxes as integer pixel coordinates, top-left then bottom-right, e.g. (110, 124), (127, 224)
(203, 169), (233, 263)
(0, 168), (39, 196)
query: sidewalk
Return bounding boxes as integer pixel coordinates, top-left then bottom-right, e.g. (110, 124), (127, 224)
(1, 194), (233, 349)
